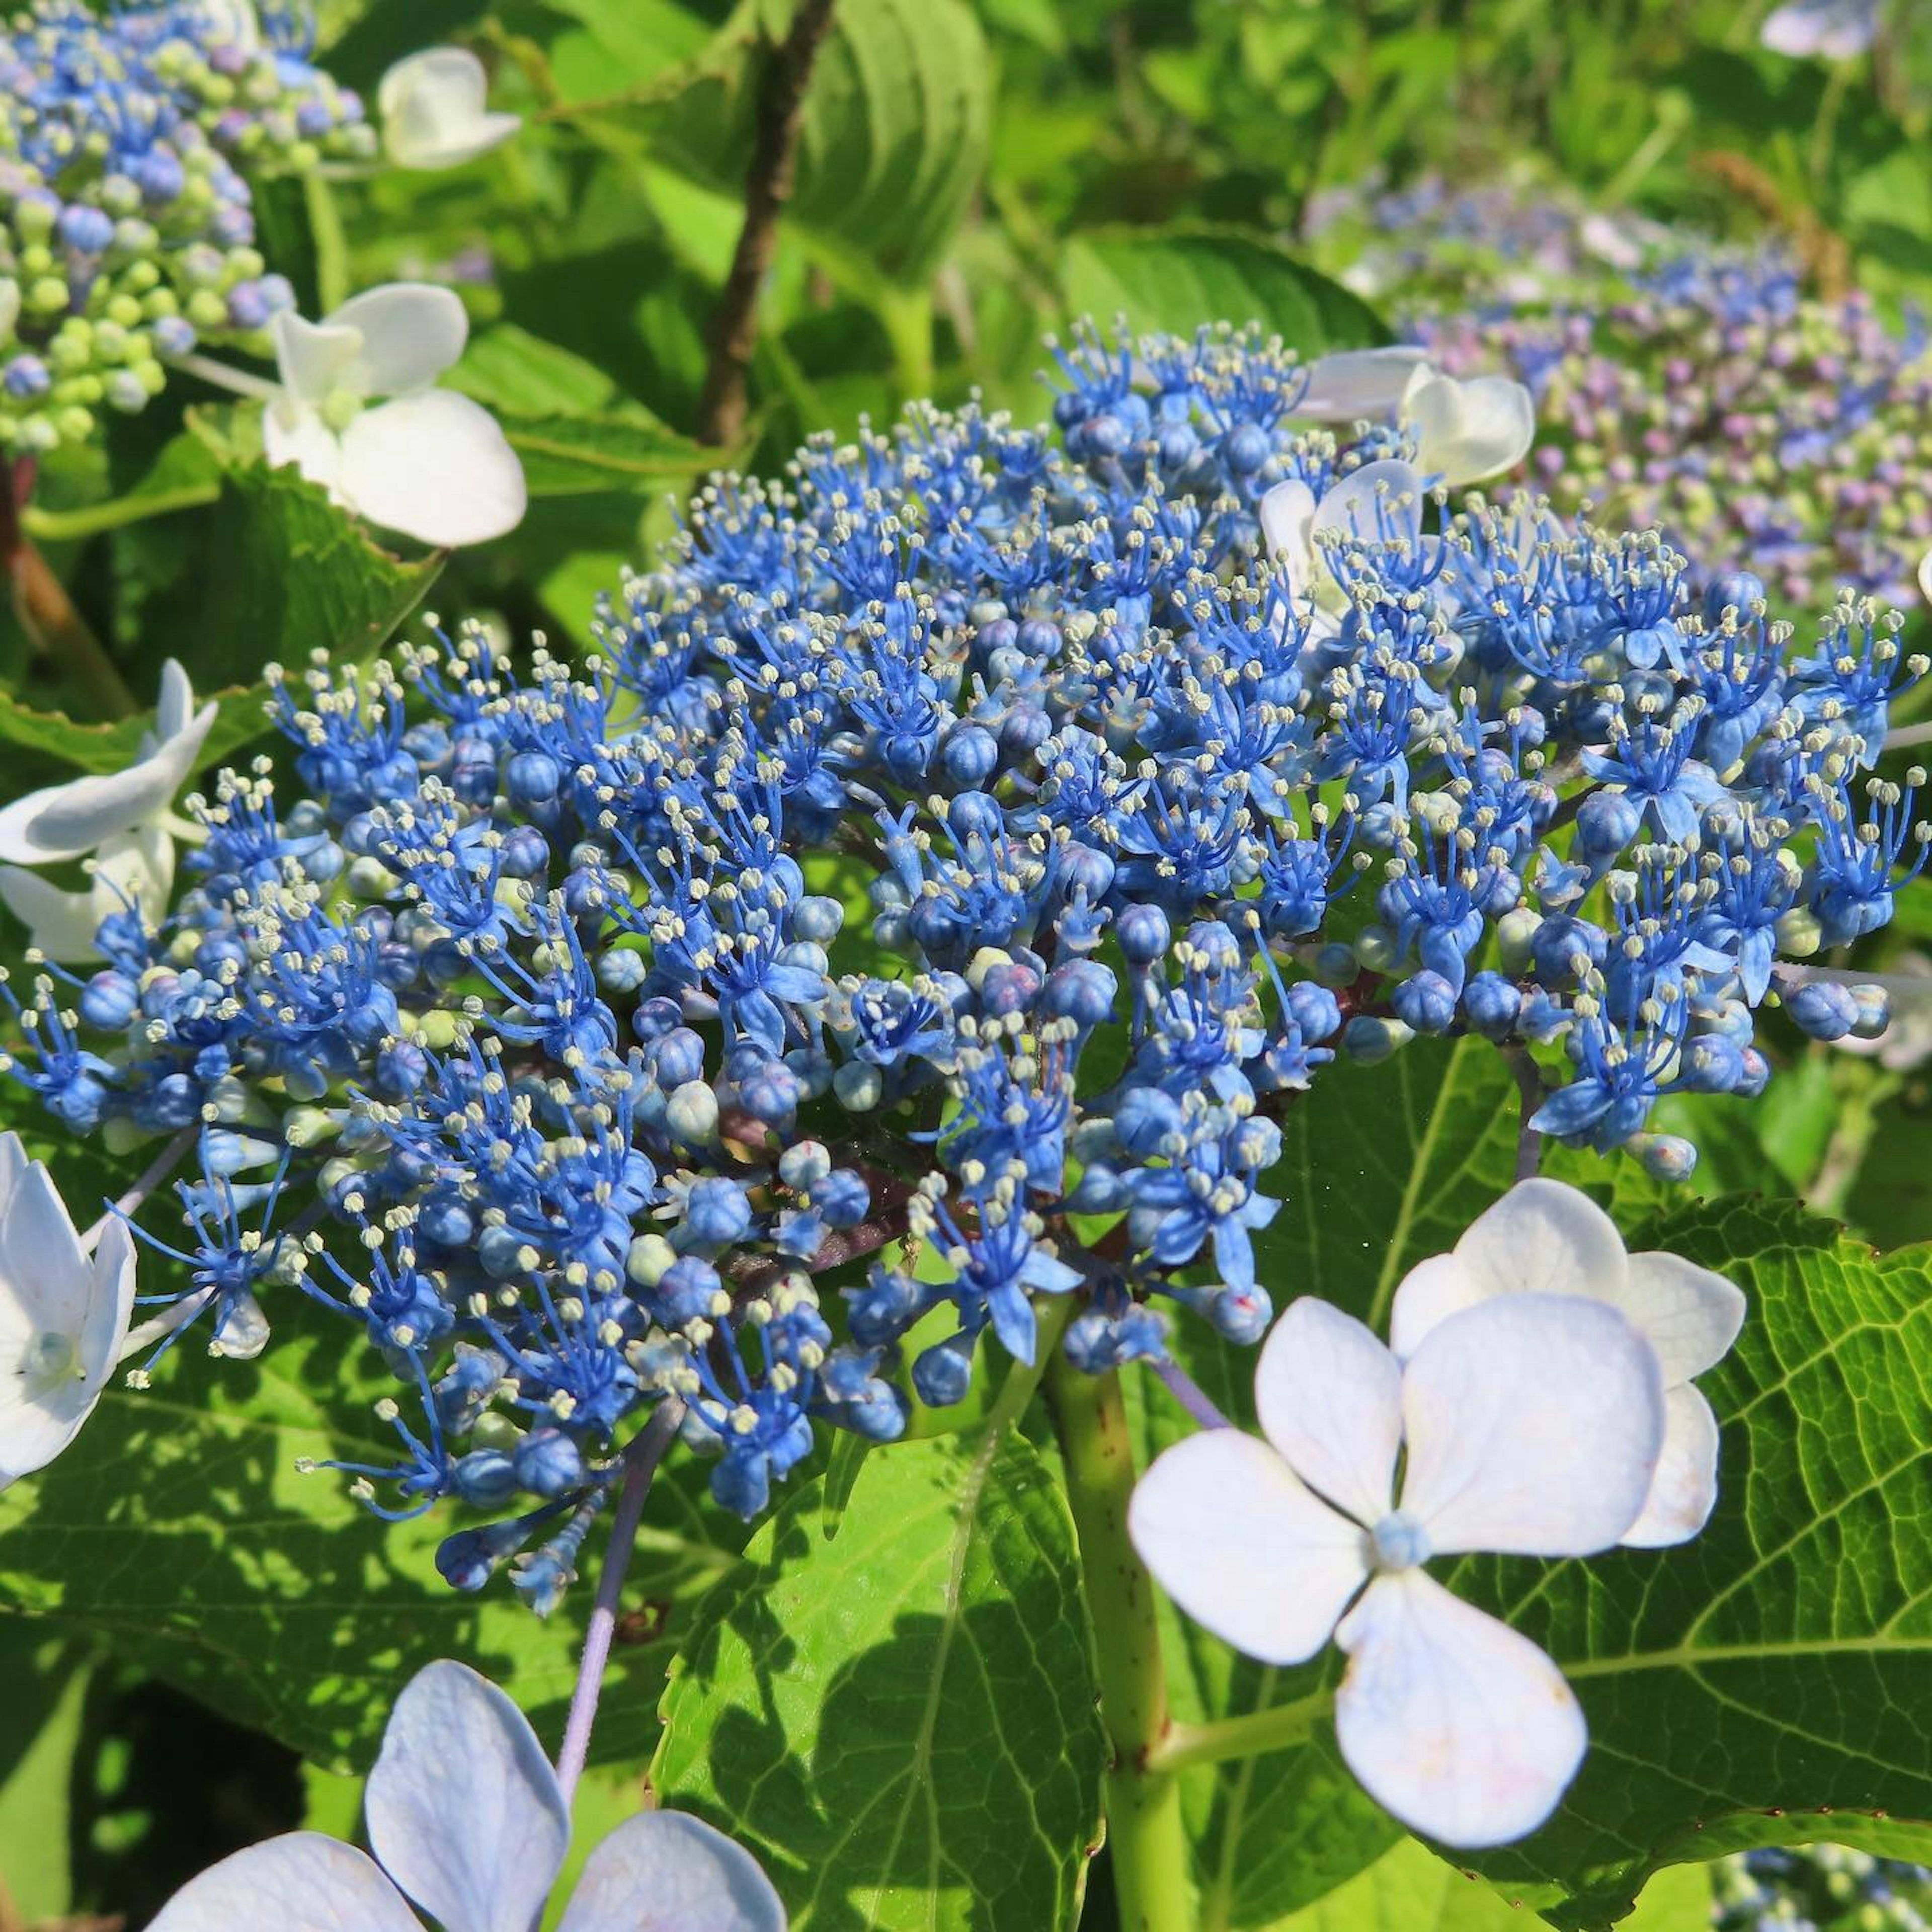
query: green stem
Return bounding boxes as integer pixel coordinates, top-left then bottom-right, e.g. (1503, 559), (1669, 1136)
(304, 171), (352, 314)
(1048, 1356), (1192, 1932)
(1147, 1691), (1330, 1778)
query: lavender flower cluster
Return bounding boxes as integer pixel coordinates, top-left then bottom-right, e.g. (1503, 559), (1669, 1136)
(6, 321), (1923, 1609)
(0, 0), (373, 453)
(1311, 178), (1932, 613)
(1715, 1844), (1932, 1931)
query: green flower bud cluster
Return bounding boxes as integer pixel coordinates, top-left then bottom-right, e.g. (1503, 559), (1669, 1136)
(0, 1), (378, 454)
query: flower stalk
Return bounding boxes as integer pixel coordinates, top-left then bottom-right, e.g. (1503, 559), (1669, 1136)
(1048, 1354), (1192, 1932)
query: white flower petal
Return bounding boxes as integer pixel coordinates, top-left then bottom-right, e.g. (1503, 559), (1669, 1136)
(1130, 1427), (1366, 1665)
(557, 1812), (788, 1932)
(83, 1214), (139, 1385)
(1296, 346), (1431, 423)
(1622, 1384), (1722, 1549)
(1917, 548), (1930, 608)
(1761, 0), (1877, 58)
(271, 312), (363, 407)
(1615, 1251), (1746, 1384)
(14, 700), (213, 863)
(327, 284), (470, 395)
(365, 1659), (570, 1932)
(1460, 1177), (1628, 1302)
(0, 867), (112, 961)
(148, 1833), (421, 1932)
(2, 1161), (87, 1327)
(1334, 1570), (1585, 1848)
(1254, 1296), (1400, 1523)
(380, 49), (521, 171)
(1405, 372), (1535, 486)
(1310, 458), (1425, 551)
(153, 659), (194, 744)
(1399, 1293), (1664, 1558)
(337, 390), (527, 546)
(1258, 478), (1315, 589)
(0, 1132), (26, 1217)
(1387, 1252), (1484, 1362)
(265, 400), (347, 498)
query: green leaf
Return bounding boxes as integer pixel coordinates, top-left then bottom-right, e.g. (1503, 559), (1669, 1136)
(1060, 226), (1392, 352)
(653, 1429), (1105, 1930)
(448, 324), (723, 495)
(0, 1310), (738, 1773)
(1258, 1839), (1711, 1931)
(167, 464), (443, 690)
(0, 679), (274, 781)
(0, 1627), (91, 1922)
(618, 0), (993, 286)
(23, 430), (222, 543)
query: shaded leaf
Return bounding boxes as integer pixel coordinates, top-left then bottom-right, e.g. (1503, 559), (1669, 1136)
(0, 1309), (738, 1773)
(1061, 226), (1392, 352)
(653, 1429), (1105, 1930)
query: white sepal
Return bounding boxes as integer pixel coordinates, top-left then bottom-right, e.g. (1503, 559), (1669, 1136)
(1334, 1569), (1586, 1848)
(364, 1659), (571, 1932)
(557, 1811), (790, 1932)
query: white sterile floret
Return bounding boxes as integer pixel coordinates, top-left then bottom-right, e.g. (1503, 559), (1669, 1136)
(147, 1659), (788, 1932)
(1291, 346), (1432, 424)
(1130, 1291), (1668, 1846)
(1399, 363), (1536, 486)
(0, 1131), (138, 1487)
(380, 48), (522, 171)
(1391, 1177), (1745, 1546)
(1259, 456), (1429, 633)
(0, 659), (214, 959)
(1760, 0), (1880, 60)
(1918, 547), (1931, 609)
(264, 284), (527, 548)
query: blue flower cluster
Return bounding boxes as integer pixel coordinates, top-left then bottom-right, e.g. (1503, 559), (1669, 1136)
(0, 0), (373, 451)
(7, 319), (1924, 1607)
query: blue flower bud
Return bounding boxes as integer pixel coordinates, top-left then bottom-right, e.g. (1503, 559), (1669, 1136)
(1461, 971), (1521, 1041)
(913, 1333), (977, 1407)
(1785, 981), (1858, 1041)
(453, 1449), (519, 1508)
(1118, 904), (1171, 965)
(513, 1428), (585, 1500)
(1393, 970), (1458, 1035)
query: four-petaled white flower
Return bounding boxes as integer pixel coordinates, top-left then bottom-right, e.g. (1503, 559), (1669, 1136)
(1760, 0), (1880, 59)
(262, 284), (527, 549)
(0, 660), (213, 960)
(150, 1659), (788, 1932)
(0, 1131), (137, 1488)
(380, 48), (522, 171)
(1392, 1178), (1745, 1547)
(1130, 1289), (1669, 1846)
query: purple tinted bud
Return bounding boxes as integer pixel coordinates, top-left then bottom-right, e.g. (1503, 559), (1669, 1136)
(1785, 980), (1859, 1041)
(1118, 903), (1171, 965)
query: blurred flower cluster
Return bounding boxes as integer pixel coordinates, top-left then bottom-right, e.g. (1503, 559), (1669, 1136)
(1715, 1843), (1932, 1930)
(1309, 177), (1932, 613)
(0, 0), (374, 454)
(2, 319), (1922, 1611)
